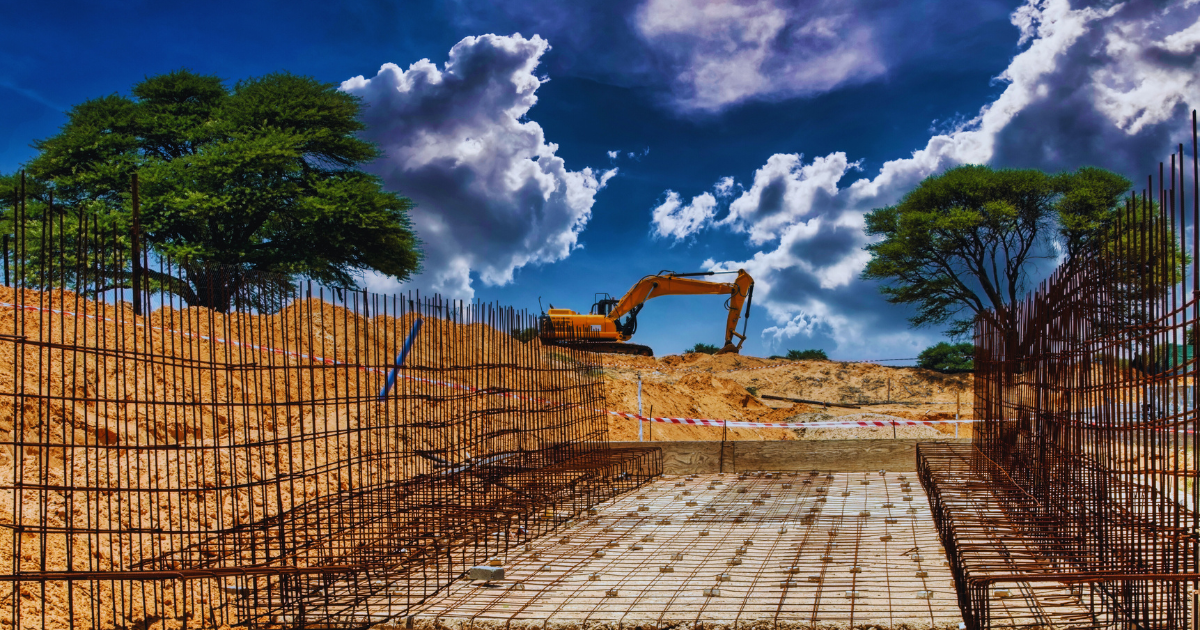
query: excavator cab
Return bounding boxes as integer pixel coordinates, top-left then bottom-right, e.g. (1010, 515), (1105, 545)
(590, 293), (619, 317)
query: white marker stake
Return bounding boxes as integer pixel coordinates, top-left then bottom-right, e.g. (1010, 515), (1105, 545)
(638, 373), (644, 442)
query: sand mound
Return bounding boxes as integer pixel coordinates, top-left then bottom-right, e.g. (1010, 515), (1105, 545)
(602, 353), (973, 441)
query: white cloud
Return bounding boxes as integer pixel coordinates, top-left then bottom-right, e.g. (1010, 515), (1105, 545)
(607, 149), (619, 159)
(675, 0), (1200, 358)
(714, 176), (735, 197)
(342, 33), (615, 298)
(650, 191), (718, 241)
(634, 0), (886, 112)
(718, 153), (852, 246)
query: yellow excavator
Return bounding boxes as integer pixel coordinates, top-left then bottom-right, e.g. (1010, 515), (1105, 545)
(537, 269), (754, 356)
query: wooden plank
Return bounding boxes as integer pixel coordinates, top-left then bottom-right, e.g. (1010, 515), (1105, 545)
(759, 394), (860, 409)
(622, 441), (722, 475)
(611, 439), (970, 473)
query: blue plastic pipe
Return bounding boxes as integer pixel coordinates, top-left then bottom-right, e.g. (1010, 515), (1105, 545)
(378, 318), (422, 401)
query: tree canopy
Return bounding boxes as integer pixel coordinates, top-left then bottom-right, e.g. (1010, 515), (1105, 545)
(688, 342), (719, 354)
(16, 69), (421, 311)
(917, 342), (974, 373)
(786, 349), (828, 361)
(862, 165), (1131, 338)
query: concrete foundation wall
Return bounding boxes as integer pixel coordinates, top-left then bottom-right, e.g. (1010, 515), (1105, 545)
(610, 439), (971, 474)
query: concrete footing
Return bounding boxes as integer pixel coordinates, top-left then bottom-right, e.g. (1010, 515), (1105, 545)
(611, 439), (969, 475)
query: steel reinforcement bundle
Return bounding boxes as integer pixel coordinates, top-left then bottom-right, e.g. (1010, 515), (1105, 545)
(0, 174), (661, 630)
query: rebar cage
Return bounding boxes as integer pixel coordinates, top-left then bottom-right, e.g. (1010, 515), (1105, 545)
(920, 112), (1200, 629)
(0, 175), (661, 630)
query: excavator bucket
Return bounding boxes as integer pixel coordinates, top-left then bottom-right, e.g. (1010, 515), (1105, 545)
(715, 343), (740, 355)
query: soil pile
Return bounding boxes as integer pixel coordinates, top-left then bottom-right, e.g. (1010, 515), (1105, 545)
(601, 351), (973, 441)
(0, 286), (606, 630)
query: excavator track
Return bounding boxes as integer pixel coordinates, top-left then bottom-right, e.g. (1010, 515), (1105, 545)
(542, 339), (655, 357)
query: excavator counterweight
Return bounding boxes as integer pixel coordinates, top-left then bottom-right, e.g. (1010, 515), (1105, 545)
(537, 269), (754, 357)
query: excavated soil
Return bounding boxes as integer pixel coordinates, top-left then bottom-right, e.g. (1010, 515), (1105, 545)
(0, 287), (972, 629)
(601, 353), (973, 442)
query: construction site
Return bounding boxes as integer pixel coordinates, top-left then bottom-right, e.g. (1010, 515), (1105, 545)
(1, 115), (1200, 630)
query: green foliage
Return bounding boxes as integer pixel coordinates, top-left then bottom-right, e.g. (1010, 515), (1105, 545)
(511, 326), (538, 342)
(786, 348), (828, 361)
(15, 69), (421, 311)
(688, 342), (719, 354)
(917, 342), (975, 373)
(862, 165), (1131, 337)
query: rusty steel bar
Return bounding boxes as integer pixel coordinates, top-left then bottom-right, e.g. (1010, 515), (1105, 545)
(0, 173), (662, 629)
(921, 111), (1200, 629)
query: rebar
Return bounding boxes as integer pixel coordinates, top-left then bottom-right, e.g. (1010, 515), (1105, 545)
(920, 111), (1200, 629)
(0, 176), (661, 629)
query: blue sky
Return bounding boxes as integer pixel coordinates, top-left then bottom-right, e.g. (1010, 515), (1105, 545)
(3, 0), (1199, 360)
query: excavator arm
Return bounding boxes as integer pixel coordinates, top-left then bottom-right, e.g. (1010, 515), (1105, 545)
(608, 269), (754, 354)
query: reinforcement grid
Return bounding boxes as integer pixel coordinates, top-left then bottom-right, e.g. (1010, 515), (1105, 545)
(0, 174), (661, 630)
(407, 471), (964, 630)
(919, 111), (1200, 629)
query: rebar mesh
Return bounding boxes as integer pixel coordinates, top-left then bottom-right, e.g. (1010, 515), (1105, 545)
(919, 112), (1200, 628)
(0, 175), (661, 630)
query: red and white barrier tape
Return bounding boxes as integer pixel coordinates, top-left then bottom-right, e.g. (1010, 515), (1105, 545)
(0, 299), (969, 432)
(606, 410), (972, 429)
(604, 361), (794, 374)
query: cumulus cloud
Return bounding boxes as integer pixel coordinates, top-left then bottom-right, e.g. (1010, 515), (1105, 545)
(651, 191), (718, 241)
(342, 33), (616, 298)
(673, 0), (1200, 357)
(633, 0), (886, 112)
(718, 153), (852, 246)
(714, 176), (735, 197)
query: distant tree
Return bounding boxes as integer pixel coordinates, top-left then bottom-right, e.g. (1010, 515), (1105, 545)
(786, 349), (828, 361)
(688, 342), (719, 354)
(917, 342), (974, 373)
(511, 327), (538, 342)
(862, 165), (1131, 341)
(17, 68), (421, 311)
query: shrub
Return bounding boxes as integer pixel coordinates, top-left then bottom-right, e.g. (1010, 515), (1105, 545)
(511, 327), (538, 342)
(786, 349), (828, 361)
(688, 343), (719, 354)
(917, 342), (974, 373)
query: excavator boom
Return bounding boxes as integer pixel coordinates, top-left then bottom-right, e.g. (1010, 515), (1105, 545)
(537, 269), (754, 356)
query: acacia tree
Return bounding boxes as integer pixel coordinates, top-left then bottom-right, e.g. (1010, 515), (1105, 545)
(18, 69), (421, 311)
(862, 165), (1131, 341)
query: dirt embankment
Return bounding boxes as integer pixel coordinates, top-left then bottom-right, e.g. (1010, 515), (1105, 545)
(600, 352), (973, 441)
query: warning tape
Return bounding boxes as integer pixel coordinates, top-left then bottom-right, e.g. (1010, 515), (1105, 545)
(604, 358), (923, 374)
(0, 299), (970, 432)
(606, 410), (972, 429)
(604, 361), (794, 374)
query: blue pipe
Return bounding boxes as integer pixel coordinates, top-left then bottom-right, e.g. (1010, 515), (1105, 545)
(378, 318), (422, 401)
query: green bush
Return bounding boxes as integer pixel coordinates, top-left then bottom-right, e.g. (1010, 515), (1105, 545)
(688, 343), (719, 354)
(511, 326), (538, 342)
(786, 349), (828, 361)
(917, 342), (974, 373)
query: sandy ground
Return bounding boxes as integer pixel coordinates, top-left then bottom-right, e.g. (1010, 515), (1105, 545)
(600, 353), (973, 442)
(402, 471), (963, 630)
